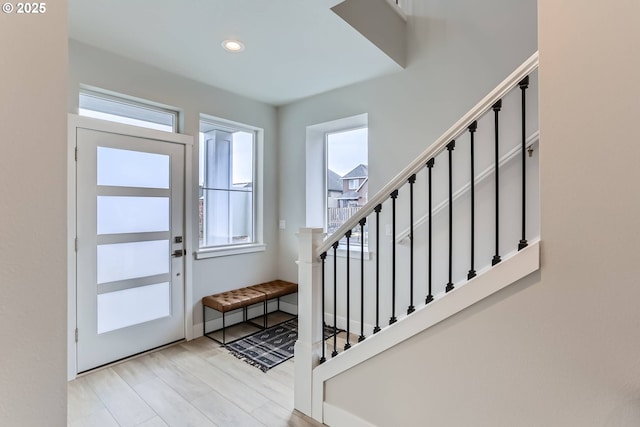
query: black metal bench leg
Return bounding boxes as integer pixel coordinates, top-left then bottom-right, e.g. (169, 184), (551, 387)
(222, 312), (226, 345)
(264, 299), (267, 329)
(203, 305), (206, 337)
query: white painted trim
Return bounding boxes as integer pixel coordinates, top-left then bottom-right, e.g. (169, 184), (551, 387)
(324, 402), (377, 427)
(71, 114), (193, 146)
(312, 241), (540, 419)
(195, 243), (267, 259)
(198, 115), (266, 259)
(67, 114), (194, 378)
(295, 228), (325, 416)
(279, 300), (299, 316)
(396, 131), (540, 244)
(67, 116), (78, 381)
(324, 314), (375, 339)
(184, 142), (194, 340)
(305, 113), (368, 231)
(317, 52), (539, 255)
(328, 246), (372, 260)
(79, 84), (182, 131)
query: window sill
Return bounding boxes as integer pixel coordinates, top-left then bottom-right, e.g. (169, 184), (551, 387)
(327, 246), (371, 260)
(195, 243), (266, 259)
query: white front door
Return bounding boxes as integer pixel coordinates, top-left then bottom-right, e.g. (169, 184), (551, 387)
(76, 125), (185, 372)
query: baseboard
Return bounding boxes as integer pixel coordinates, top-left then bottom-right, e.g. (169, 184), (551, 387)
(279, 299), (298, 315)
(324, 402), (376, 427)
(325, 314), (375, 338)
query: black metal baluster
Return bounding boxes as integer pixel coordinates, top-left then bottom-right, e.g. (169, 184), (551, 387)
(359, 218), (366, 342)
(518, 76), (529, 251)
(426, 159), (435, 304)
(344, 230), (352, 351)
(446, 141), (455, 292)
(320, 252), (327, 363)
(468, 121), (478, 280)
(390, 190), (399, 324)
(492, 100), (502, 266)
(408, 174), (416, 314)
(373, 204), (382, 333)
(332, 242), (339, 357)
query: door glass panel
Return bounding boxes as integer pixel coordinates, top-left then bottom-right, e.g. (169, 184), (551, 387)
(98, 196), (169, 235)
(97, 240), (169, 284)
(97, 282), (171, 334)
(97, 147), (170, 189)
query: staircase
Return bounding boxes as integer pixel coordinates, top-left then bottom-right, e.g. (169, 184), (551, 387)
(295, 52), (540, 425)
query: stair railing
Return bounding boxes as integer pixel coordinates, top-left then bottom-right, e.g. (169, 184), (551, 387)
(295, 51), (539, 416)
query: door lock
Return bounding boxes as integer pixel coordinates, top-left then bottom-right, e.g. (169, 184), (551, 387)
(172, 249), (186, 258)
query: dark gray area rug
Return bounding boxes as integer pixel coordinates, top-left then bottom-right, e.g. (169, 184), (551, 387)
(225, 318), (341, 372)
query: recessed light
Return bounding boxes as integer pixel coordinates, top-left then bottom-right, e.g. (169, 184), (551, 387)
(222, 39), (245, 52)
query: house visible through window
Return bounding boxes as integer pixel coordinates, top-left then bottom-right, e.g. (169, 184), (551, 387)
(326, 127), (368, 244)
(79, 90), (177, 132)
(199, 118), (256, 249)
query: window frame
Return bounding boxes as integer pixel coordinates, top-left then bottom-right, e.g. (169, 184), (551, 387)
(78, 89), (179, 133)
(195, 115), (265, 259)
(324, 123), (369, 253)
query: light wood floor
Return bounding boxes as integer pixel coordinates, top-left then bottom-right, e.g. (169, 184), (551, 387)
(68, 314), (351, 427)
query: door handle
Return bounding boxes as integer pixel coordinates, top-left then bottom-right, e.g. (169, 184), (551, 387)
(172, 249), (186, 258)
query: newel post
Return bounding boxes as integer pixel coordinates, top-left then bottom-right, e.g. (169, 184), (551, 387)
(294, 227), (325, 418)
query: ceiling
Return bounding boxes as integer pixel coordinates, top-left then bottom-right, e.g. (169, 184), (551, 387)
(68, 0), (402, 106)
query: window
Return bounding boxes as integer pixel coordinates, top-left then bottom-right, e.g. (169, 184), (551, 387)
(306, 113), (369, 256)
(199, 118), (258, 250)
(326, 127), (368, 243)
(79, 90), (177, 132)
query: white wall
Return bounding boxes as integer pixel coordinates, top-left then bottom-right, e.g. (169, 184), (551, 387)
(0, 3), (68, 425)
(68, 40), (280, 331)
(277, 0), (538, 284)
(322, 1), (640, 426)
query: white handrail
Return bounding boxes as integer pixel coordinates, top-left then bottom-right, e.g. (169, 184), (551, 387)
(316, 51), (539, 256)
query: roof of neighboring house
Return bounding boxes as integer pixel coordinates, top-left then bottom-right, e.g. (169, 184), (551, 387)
(336, 191), (361, 199)
(341, 164), (368, 180)
(327, 169), (343, 192)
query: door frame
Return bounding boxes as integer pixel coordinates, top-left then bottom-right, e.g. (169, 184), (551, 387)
(67, 114), (194, 380)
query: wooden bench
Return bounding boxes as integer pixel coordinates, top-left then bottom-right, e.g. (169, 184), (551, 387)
(202, 280), (298, 344)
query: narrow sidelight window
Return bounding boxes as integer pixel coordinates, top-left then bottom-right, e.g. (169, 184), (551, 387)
(199, 118), (257, 249)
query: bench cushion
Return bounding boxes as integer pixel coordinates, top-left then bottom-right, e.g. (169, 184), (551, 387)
(249, 280), (298, 299)
(202, 288), (266, 313)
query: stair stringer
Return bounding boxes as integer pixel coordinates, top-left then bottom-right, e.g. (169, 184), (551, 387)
(311, 241), (540, 422)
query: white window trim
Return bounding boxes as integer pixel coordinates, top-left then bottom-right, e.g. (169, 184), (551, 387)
(79, 87), (179, 133)
(195, 243), (267, 259)
(330, 247), (371, 260)
(196, 114), (264, 257)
